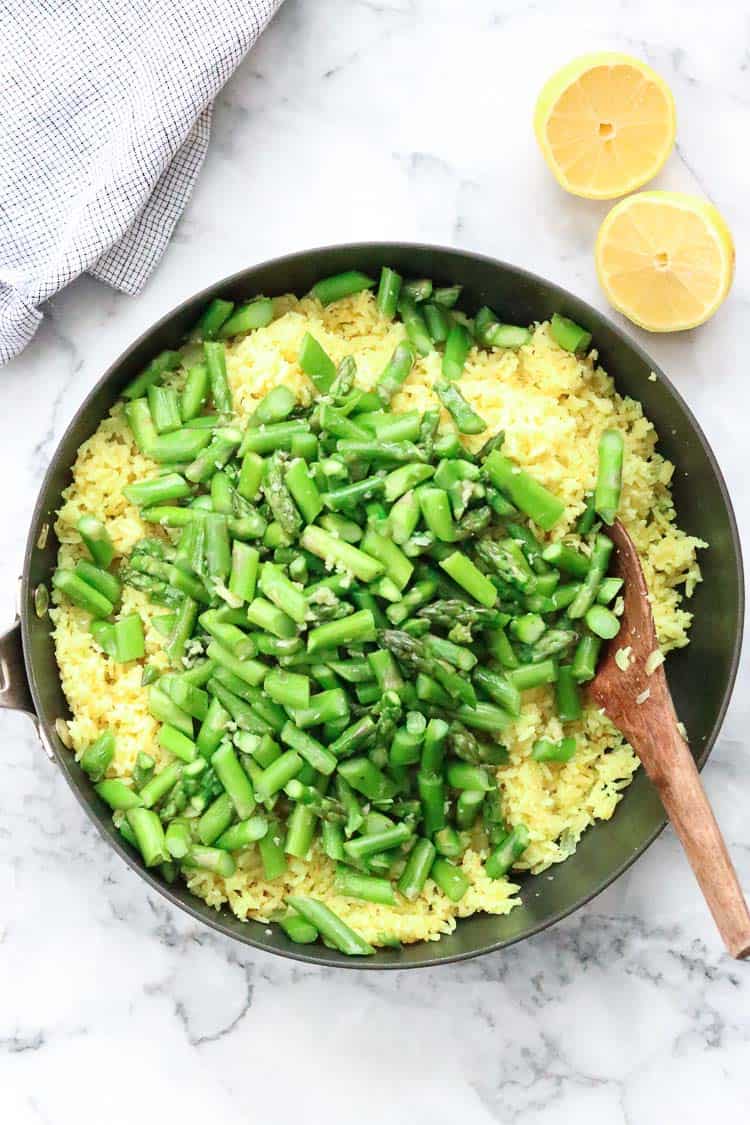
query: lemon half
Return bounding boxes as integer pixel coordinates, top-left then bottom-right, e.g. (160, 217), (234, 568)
(534, 52), (676, 199)
(595, 191), (735, 332)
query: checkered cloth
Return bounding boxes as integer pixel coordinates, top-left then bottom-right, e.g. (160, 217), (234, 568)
(0, 0), (282, 364)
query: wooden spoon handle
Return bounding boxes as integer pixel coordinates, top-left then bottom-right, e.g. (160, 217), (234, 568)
(641, 724), (750, 959)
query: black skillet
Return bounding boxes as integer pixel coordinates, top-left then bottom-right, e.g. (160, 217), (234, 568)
(1, 243), (742, 968)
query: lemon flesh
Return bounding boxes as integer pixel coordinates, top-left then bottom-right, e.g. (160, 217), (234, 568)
(595, 191), (734, 332)
(534, 52), (676, 200)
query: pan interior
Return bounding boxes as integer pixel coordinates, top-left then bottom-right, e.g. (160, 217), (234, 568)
(21, 243), (743, 969)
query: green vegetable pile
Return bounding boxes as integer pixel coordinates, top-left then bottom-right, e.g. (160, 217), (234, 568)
(52, 267), (624, 956)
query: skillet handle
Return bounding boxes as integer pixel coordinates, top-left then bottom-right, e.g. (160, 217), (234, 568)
(0, 617), (55, 761)
(0, 618), (35, 717)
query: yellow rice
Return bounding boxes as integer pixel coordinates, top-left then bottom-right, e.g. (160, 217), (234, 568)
(50, 291), (704, 946)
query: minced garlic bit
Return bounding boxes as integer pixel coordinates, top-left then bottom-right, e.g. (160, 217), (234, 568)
(635, 688), (651, 705)
(645, 649), (665, 676)
(212, 581), (243, 609)
(648, 371), (658, 382)
(677, 721), (688, 740)
(36, 522), (50, 550)
(614, 645), (633, 672)
(308, 586), (337, 606)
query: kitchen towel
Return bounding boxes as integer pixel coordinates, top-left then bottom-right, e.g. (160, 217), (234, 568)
(0, 0), (282, 364)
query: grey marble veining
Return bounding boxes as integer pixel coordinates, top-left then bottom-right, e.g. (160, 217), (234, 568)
(1, 1), (749, 1120)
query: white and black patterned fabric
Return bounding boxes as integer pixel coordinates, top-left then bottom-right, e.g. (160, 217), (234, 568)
(0, 0), (282, 363)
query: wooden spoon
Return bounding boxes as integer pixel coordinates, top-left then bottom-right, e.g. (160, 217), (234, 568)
(589, 519), (750, 959)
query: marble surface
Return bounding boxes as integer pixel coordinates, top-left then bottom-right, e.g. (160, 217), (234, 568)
(2, 1), (749, 1120)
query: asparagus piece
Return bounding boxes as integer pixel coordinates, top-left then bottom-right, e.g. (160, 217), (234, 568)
(555, 665), (582, 722)
(430, 857), (469, 902)
(485, 824), (530, 878)
(442, 324), (472, 382)
(376, 266), (402, 319)
(434, 382), (487, 435)
(473, 667), (522, 717)
(127, 808), (169, 867)
(376, 343), (416, 404)
(402, 278), (433, 302)
(439, 552), (497, 608)
(75, 561), (121, 605)
(96, 779), (143, 811)
(147, 384), (182, 434)
(526, 627), (577, 663)
(337, 757), (397, 803)
(343, 823), (412, 863)
(300, 525), (384, 583)
(203, 341), (233, 414)
(335, 866), (395, 906)
(456, 789), (485, 830)
(321, 475), (386, 513)
(596, 576), (623, 605)
(541, 541), (590, 578)
(139, 761), (182, 808)
(185, 427), (241, 484)
(474, 539), (536, 594)
(584, 604), (620, 640)
(417, 598), (504, 631)
(192, 298), (234, 340)
(91, 621), (117, 659)
(113, 614), (145, 662)
(419, 486), (456, 542)
(285, 457), (323, 524)
(77, 515), (115, 568)
(550, 313), (591, 354)
(594, 429), (625, 526)
(285, 779), (346, 824)
(285, 895), (374, 956)
(483, 450), (564, 531)
(254, 750), (304, 799)
(299, 333), (336, 393)
(183, 845), (236, 878)
(53, 569), (114, 617)
(260, 457), (300, 540)
(278, 912), (319, 944)
(281, 722), (337, 776)
(165, 819), (193, 859)
(359, 410), (422, 442)
(397, 838), (437, 901)
(258, 562), (307, 624)
(475, 307), (530, 349)
(397, 296), (432, 357)
(239, 420), (310, 457)
(123, 350), (181, 400)
(258, 819), (288, 879)
(571, 633), (602, 683)
(418, 771), (446, 835)
(80, 730), (115, 782)
(310, 271), (374, 305)
(532, 737), (576, 763)
(218, 298), (274, 338)
(211, 742), (256, 819)
(264, 669), (310, 711)
(422, 302), (450, 343)
(159, 724), (198, 763)
(568, 533), (614, 619)
(379, 629), (473, 706)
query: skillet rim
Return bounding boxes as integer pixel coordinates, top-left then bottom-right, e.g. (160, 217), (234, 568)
(20, 240), (745, 969)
